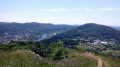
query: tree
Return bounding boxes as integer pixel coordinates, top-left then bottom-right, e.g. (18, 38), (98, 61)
(49, 40), (65, 60)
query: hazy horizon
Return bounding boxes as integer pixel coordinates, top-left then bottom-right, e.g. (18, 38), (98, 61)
(0, 0), (120, 26)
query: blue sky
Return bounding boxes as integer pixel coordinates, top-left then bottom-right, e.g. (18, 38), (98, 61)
(0, 0), (120, 26)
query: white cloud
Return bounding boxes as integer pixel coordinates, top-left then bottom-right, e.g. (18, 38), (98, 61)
(48, 8), (67, 12)
(98, 7), (120, 11)
(39, 8), (68, 12)
(84, 8), (94, 12)
(38, 8), (95, 12)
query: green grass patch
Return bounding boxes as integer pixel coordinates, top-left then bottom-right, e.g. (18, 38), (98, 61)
(0, 50), (53, 67)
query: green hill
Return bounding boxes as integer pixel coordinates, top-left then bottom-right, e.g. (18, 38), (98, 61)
(42, 23), (120, 45)
(0, 22), (76, 36)
(51, 23), (120, 41)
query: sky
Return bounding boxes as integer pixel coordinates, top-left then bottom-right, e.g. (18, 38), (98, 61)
(0, 0), (120, 26)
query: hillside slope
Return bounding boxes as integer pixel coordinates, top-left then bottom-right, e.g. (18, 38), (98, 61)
(51, 23), (120, 41)
(0, 22), (76, 34)
(42, 23), (120, 45)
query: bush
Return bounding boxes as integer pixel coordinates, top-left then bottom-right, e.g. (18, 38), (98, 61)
(49, 40), (65, 60)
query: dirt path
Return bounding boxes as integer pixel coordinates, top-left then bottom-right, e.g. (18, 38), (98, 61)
(97, 57), (102, 67)
(74, 52), (103, 67)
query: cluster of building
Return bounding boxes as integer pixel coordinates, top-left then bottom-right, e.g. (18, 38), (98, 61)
(93, 39), (116, 45)
(0, 32), (59, 44)
(0, 33), (31, 44)
(93, 40), (107, 45)
(47, 32), (60, 38)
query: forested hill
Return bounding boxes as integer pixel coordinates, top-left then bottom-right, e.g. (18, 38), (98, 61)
(0, 22), (76, 35)
(42, 23), (120, 45)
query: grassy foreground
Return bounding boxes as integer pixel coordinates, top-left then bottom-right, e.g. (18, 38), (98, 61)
(0, 50), (97, 67)
(0, 50), (53, 67)
(102, 56), (120, 67)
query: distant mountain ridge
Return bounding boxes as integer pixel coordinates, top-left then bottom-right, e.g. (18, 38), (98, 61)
(0, 22), (77, 35)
